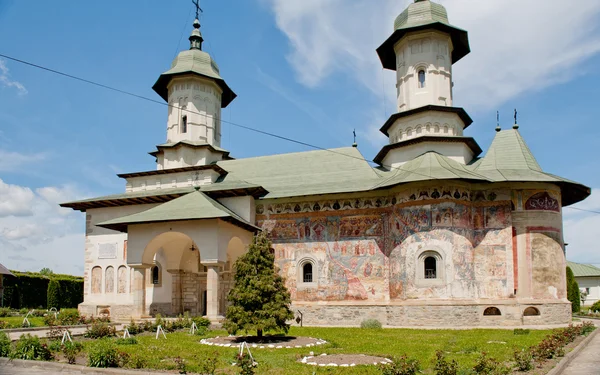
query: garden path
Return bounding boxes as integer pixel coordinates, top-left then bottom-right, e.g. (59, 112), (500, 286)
(561, 318), (600, 375)
(6, 324), (126, 341)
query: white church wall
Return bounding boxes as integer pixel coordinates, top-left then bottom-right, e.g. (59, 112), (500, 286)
(394, 30), (453, 112)
(382, 141), (475, 168)
(145, 249), (173, 306)
(125, 169), (220, 193)
(81, 204), (158, 315)
(166, 76), (222, 146)
(156, 147), (226, 170)
(218, 196), (255, 223)
(386, 111), (465, 143)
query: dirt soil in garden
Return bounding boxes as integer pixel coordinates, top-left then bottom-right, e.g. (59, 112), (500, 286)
(302, 354), (391, 366)
(518, 333), (587, 375)
(204, 335), (323, 346)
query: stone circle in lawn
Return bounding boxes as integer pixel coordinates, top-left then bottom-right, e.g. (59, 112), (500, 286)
(300, 354), (393, 367)
(200, 336), (327, 349)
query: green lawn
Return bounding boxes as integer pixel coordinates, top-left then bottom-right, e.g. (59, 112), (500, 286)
(99, 327), (551, 374)
(0, 316), (46, 328)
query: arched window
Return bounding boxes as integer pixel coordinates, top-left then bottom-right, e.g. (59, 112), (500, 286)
(151, 265), (161, 286)
(181, 115), (188, 133)
(418, 70), (426, 88)
(523, 307), (540, 316)
(424, 256), (436, 279)
(483, 307), (502, 316)
(303, 263), (313, 283)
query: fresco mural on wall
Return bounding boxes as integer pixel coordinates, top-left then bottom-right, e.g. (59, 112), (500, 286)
(260, 187), (515, 303)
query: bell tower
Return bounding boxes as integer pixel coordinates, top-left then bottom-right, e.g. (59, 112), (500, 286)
(374, 0), (481, 169)
(151, 12), (237, 170)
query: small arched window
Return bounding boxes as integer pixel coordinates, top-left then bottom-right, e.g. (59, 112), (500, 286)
(303, 263), (313, 283)
(484, 307), (502, 316)
(523, 307), (540, 316)
(151, 265), (160, 285)
(424, 256), (436, 279)
(418, 70), (426, 88)
(181, 115), (188, 133)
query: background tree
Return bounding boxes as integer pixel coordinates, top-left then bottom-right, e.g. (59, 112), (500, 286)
(47, 279), (61, 309)
(39, 268), (53, 277)
(224, 232), (294, 338)
(566, 266), (581, 313)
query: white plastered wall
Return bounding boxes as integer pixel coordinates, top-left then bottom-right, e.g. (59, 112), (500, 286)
(156, 147), (226, 170)
(218, 196), (256, 224)
(386, 111), (465, 144)
(394, 30), (453, 112)
(166, 76), (222, 147)
(125, 169), (221, 192)
(577, 277), (600, 306)
(382, 141), (474, 168)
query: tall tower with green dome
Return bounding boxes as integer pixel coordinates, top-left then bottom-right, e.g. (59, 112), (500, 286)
(374, 0), (479, 170)
(151, 16), (236, 170)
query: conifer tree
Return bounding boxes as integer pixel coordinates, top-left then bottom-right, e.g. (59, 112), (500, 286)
(566, 266), (580, 313)
(47, 279), (61, 309)
(224, 233), (294, 338)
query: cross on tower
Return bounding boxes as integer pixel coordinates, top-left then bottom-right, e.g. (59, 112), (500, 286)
(192, 0), (203, 19)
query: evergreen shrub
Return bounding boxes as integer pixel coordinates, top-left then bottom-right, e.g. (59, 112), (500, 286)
(2, 271), (83, 309)
(566, 267), (581, 313)
(591, 300), (600, 313)
(47, 279), (60, 309)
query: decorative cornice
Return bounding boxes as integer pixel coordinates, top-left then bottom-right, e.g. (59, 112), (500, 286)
(373, 136), (482, 165)
(380, 106), (473, 136)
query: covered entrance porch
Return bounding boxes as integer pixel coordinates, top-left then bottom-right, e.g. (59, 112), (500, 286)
(98, 190), (258, 320)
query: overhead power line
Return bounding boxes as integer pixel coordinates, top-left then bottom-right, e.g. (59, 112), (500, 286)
(0, 52), (596, 215)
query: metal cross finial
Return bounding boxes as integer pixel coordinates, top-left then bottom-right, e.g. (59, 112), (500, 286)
(495, 111), (501, 132)
(514, 108), (518, 124)
(353, 129), (356, 144)
(192, 0), (203, 19)
(513, 108), (519, 129)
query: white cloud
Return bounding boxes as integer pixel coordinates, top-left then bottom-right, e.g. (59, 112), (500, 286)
(0, 179), (35, 217)
(0, 179), (85, 275)
(0, 149), (47, 172)
(265, 0), (600, 112)
(563, 189), (600, 264)
(0, 59), (27, 95)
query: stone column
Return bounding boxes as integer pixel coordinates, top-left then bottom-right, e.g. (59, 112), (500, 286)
(206, 265), (221, 320)
(131, 267), (147, 318)
(168, 270), (183, 315)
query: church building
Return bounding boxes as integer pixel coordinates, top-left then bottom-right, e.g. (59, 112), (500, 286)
(62, 0), (590, 327)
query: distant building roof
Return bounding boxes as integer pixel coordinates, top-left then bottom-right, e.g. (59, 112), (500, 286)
(0, 263), (14, 276)
(568, 261), (600, 277)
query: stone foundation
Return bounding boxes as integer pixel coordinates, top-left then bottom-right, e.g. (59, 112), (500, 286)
(79, 303), (135, 322)
(292, 300), (571, 327)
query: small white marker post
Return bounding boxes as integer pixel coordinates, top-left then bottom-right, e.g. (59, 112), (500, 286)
(123, 328), (131, 339)
(189, 322), (198, 335)
(239, 341), (257, 366)
(155, 325), (166, 339)
(22, 310), (33, 328)
(61, 330), (72, 345)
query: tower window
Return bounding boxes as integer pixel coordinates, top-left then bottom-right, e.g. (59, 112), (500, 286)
(418, 70), (426, 88)
(181, 115), (188, 133)
(424, 256), (436, 279)
(303, 263), (313, 283)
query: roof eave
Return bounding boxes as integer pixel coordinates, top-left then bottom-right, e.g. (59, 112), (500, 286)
(379, 106), (473, 136)
(377, 22), (470, 70)
(152, 72), (237, 108)
(98, 216), (261, 234)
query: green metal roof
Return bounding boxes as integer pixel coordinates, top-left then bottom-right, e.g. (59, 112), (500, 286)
(375, 151), (489, 189)
(152, 49), (236, 108)
(97, 190), (258, 232)
(470, 129), (590, 205)
(567, 261), (600, 277)
(218, 147), (382, 199)
(377, 0), (470, 69)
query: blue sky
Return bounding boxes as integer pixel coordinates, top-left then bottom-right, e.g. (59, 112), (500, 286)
(1, 0), (600, 275)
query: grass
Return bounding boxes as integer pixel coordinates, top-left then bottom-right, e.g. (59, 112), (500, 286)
(0, 316), (46, 328)
(82, 327), (551, 374)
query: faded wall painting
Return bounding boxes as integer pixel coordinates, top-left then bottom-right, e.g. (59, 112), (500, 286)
(91, 266), (102, 294)
(117, 266), (127, 293)
(105, 266), (114, 294)
(259, 186), (515, 303)
(528, 227), (565, 299)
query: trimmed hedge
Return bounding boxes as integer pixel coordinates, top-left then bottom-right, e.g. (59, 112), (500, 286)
(2, 271), (83, 309)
